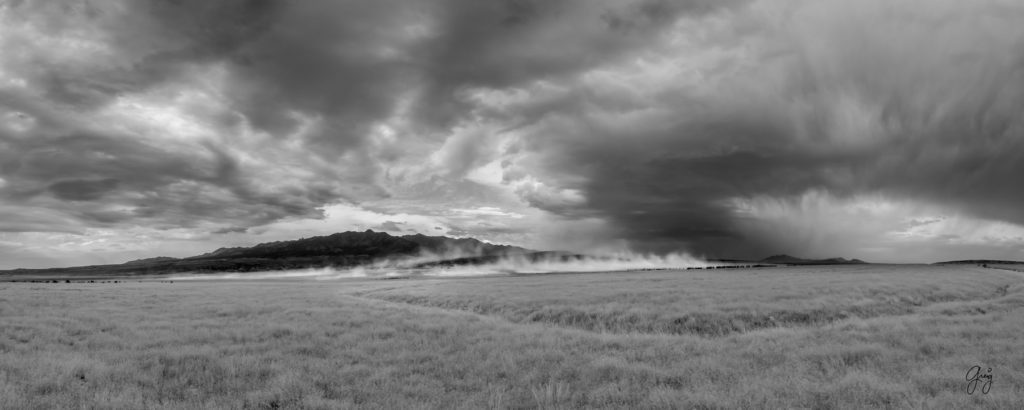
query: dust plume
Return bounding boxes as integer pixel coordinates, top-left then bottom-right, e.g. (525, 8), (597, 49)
(165, 250), (718, 280)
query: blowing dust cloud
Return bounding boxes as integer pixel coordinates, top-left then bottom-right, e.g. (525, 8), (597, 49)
(168, 251), (716, 281)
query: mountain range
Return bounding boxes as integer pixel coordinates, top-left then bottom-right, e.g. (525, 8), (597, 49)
(758, 255), (868, 265)
(0, 230), (529, 278)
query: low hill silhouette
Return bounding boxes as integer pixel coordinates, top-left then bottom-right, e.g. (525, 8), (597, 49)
(934, 259), (1024, 265)
(760, 254), (868, 265)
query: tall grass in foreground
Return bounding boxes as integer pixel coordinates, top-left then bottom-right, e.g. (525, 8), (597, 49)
(0, 265), (1022, 409)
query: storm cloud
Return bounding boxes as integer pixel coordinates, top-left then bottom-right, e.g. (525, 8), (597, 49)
(2, 0), (1024, 267)
(494, 0), (1024, 259)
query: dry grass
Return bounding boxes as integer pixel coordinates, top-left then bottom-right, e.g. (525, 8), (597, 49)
(1, 265), (1022, 409)
(349, 265), (1024, 336)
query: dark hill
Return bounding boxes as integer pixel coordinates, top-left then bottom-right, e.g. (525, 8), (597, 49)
(760, 255), (867, 265)
(0, 230), (529, 278)
(934, 259), (1024, 265)
(188, 230), (421, 260)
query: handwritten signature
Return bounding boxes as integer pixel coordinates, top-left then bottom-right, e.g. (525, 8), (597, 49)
(965, 365), (993, 395)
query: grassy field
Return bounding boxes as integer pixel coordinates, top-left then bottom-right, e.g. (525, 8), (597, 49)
(1, 265), (1022, 409)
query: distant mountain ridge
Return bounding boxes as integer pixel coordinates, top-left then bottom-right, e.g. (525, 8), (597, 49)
(759, 254), (867, 265)
(934, 259), (1024, 265)
(184, 231), (523, 261)
(0, 230), (529, 277)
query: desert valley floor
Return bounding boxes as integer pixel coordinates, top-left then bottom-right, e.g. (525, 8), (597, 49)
(1, 264), (1022, 409)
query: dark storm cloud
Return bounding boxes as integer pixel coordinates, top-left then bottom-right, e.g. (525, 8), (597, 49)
(1, 0), (746, 237)
(508, 109), (842, 257)
(16, 1), (284, 101)
(2, 0), (424, 231)
(413, 0), (748, 129)
(48, 178), (120, 201)
(495, 0), (1024, 258)
(376, 220), (406, 232)
(0, 133), (326, 231)
(1, 0), (409, 148)
(213, 226), (248, 235)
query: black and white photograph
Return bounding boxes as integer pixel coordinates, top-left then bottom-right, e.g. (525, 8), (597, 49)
(1, 0), (1022, 408)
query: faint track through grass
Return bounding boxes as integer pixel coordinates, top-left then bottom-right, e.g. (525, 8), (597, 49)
(3, 265), (1023, 408)
(347, 265), (1024, 338)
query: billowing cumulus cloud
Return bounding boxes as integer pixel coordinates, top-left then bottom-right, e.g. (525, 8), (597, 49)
(1, 0), (1023, 268)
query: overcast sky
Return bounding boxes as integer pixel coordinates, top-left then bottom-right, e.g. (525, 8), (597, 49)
(2, 0), (1024, 269)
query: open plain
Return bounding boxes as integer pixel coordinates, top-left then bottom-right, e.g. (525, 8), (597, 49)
(2, 264), (1023, 409)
